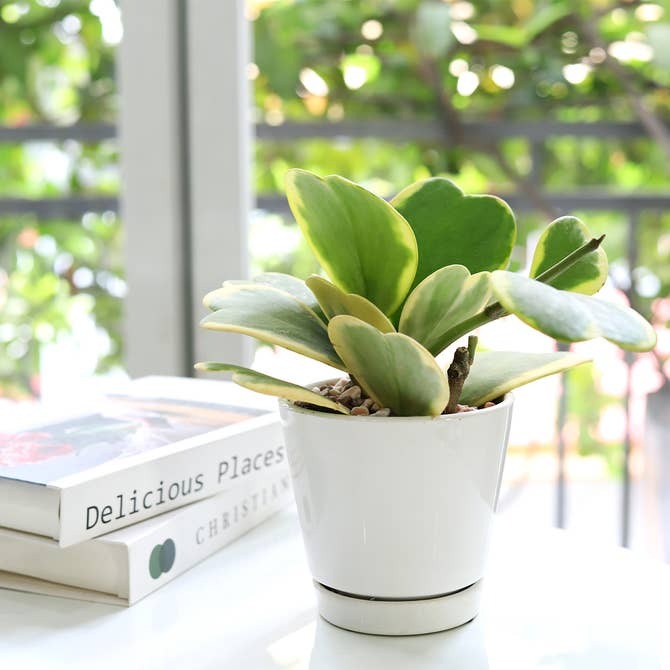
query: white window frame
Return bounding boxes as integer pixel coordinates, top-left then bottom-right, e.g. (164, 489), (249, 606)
(118, 0), (251, 378)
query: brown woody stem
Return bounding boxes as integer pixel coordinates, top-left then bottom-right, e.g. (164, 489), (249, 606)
(445, 346), (471, 413)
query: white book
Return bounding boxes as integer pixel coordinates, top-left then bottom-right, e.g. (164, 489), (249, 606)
(0, 470), (292, 605)
(0, 376), (285, 547)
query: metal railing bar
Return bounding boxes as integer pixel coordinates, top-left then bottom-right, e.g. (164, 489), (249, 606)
(3, 190), (669, 219)
(256, 120), (659, 142)
(621, 210), (641, 548)
(0, 197), (119, 218)
(256, 192), (670, 214)
(555, 341), (570, 529)
(0, 124), (116, 143)
(1, 120), (657, 144)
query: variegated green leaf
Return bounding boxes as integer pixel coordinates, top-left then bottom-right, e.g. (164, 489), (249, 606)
(391, 177), (516, 290)
(285, 169), (418, 316)
(251, 273), (324, 319)
(194, 362), (349, 414)
(222, 275), (326, 322)
(306, 275), (395, 333)
(460, 351), (591, 407)
(327, 315), (450, 416)
(530, 216), (608, 295)
(399, 265), (492, 355)
(202, 284), (345, 369)
(491, 271), (657, 351)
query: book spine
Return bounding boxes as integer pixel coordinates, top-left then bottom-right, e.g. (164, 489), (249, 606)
(127, 471), (292, 604)
(58, 416), (285, 546)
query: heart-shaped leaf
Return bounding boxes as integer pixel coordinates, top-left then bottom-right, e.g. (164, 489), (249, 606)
(491, 271), (657, 351)
(327, 315), (450, 416)
(399, 265), (492, 355)
(392, 177), (516, 290)
(195, 362), (349, 414)
(460, 351), (591, 407)
(202, 284), (345, 369)
(306, 275), (395, 333)
(530, 217), (608, 295)
(285, 169), (418, 316)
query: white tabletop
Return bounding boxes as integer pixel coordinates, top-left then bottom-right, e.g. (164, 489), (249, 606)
(1, 506), (669, 670)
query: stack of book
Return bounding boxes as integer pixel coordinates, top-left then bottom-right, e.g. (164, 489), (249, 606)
(0, 376), (292, 606)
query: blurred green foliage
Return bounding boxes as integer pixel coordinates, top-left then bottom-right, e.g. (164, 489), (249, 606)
(0, 0), (119, 398)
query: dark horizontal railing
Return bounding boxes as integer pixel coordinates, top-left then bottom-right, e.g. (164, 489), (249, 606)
(1, 120), (657, 144)
(256, 119), (659, 142)
(0, 196), (118, 218)
(0, 123), (116, 142)
(1, 121), (669, 218)
(257, 191), (670, 215)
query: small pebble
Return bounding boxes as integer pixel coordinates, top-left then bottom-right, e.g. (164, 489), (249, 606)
(456, 404), (475, 412)
(362, 398), (375, 409)
(339, 385), (361, 401)
(351, 406), (370, 416)
(372, 408), (391, 417)
(483, 401), (495, 408)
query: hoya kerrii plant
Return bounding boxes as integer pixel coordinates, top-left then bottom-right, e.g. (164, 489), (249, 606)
(195, 170), (656, 417)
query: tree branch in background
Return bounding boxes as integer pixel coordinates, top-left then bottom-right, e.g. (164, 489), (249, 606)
(417, 54), (559, 221)
(417, 57), (466, 147)
(578, 15), (670, 162)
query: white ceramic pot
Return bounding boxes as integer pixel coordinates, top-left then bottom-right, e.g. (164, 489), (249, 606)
(279, 393), (514, 635)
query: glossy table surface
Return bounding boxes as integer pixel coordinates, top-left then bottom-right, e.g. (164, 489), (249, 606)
(1, 506), (669, 670)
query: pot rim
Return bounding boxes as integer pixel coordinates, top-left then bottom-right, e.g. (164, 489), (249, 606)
(279, 382), (514, 423)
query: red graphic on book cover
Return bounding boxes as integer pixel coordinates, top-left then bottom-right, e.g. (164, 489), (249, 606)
(0, 432), (75, 467)
(0, 395), (266, 483)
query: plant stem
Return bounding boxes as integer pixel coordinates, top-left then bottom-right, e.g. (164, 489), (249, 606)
(435, 235), (606, 354)
(534, 234), (605, 284)
(467, 335), (478, 365)
(445, 346), (471, 413)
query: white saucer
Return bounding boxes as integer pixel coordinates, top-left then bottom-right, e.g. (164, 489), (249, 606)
(313, 580), (482, 636)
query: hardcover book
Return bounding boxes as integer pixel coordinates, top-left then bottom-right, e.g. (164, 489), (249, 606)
(0, 470), (292, 605)
(0, 376), (285, 546)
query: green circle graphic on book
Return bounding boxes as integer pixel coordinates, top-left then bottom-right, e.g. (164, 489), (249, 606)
(149, 539), (177, 579)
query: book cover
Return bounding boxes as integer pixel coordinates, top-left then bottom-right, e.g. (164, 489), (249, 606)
(0, 470), (292, 605)
(0, 376), (285, 546)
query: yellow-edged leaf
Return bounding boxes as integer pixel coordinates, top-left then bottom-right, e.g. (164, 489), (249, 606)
(460, 351), (591, 406)
(530, 216), (608, 295)
(392, 177), (516, 291)
(202, 283), (345, 369)
(491, 271), (657, 352)
(306, 275), (395, 333)
(195, 362), (349, 414)
(399, 265), (491, 354)
(285, 169), (418, 316)
(253, 273), (325, 320)
(327, 315), (450, 416)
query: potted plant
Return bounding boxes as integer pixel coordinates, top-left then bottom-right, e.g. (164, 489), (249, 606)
(196, 170), (655, 635)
